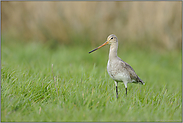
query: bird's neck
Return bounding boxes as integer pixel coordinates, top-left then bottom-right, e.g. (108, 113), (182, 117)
(109, 42), (118, 59)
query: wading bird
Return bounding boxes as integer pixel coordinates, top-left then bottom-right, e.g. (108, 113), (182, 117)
(89, 34), (145, 98)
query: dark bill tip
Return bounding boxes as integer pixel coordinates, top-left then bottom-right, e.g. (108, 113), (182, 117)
(89, 48), (98, 54)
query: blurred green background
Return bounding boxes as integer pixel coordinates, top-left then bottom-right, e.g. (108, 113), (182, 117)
(1, 1), (182, 122)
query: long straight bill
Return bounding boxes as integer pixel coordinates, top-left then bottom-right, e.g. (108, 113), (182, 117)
(89, 41), (109, 53)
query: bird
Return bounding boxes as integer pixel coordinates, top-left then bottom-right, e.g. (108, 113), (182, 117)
(89, 34), (145, 99)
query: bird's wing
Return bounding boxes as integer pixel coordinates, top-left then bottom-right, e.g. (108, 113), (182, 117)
(125, 62), (144, 84)
(123, 62), (138, 80)
(121, 60), (143, 83)
(117, 57), (144, 84)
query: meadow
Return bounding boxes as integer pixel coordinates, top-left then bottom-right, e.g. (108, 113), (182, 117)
(1, 38), (181, 122)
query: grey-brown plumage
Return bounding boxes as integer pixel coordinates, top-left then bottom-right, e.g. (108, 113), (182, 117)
(89, 34), (145, 98)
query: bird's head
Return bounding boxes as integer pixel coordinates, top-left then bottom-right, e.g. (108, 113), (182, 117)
(89, 34), (118, 53)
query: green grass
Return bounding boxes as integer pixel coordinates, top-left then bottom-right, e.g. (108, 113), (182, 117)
(1, 40), (182, 122)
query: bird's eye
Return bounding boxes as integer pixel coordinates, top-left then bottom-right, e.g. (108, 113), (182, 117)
(111, 37), (113, 40)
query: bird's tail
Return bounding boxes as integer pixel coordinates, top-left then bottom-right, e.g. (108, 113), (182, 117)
(138, 77), (145, 85)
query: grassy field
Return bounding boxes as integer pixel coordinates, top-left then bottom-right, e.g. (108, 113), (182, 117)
(1, 40), (182, 122)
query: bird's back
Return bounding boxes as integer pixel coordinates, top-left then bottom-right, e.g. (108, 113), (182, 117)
(107, 57), (144, 85)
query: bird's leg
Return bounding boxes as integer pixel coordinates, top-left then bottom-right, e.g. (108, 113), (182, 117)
(124, 82), (127, 96)
(115, 81), (118, 99)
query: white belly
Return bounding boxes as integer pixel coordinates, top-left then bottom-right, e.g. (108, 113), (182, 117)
(113, 72), (131, 82)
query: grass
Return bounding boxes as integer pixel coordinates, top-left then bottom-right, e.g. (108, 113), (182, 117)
(1, 40), (182, 122)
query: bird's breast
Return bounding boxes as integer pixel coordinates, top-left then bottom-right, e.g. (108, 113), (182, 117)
(107, 60), (131, 82)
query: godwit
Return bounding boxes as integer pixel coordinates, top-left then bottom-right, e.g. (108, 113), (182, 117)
(89, 34), (145, 98)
